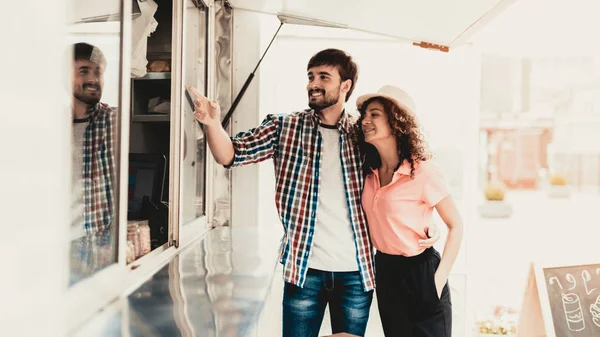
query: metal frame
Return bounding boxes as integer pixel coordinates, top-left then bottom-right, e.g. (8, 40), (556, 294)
(174, 0), (213, 238)
(117, 0), (133, 275)
(170, 0), (184, 248)
(204, 0), (217, 228)
(212, 0), (234, 228)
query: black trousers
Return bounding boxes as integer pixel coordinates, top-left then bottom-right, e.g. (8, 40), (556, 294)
(375, 248), (452, 337)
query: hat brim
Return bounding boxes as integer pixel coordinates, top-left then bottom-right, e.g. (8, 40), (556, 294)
(356, 93), (415, 116)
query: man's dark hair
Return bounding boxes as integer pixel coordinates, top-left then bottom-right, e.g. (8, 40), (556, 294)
(73, 42), (107, 67)
(307, 48), (358, 102)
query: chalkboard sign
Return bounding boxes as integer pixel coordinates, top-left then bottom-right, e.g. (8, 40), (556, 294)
(542, 264), (600, 337)
(517, 263), (600, 337)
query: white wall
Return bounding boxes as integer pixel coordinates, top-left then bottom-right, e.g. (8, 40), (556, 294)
(229, 11), (289, 241)
(0, 1), (70, 336)
(230, 10), (262, 231)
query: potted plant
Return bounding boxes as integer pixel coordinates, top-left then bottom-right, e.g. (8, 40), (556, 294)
(478, 181), (512, 218)
(547, 173), (570, 198)
(475, 306), (517, 337)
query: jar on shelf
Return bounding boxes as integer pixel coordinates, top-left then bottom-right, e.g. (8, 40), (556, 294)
(127, 221), (141, 259)
(138, 220), (151, 256)
(126, 240), (136, 264)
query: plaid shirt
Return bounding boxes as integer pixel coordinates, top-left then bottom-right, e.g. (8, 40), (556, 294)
(228, 109), (375, 291)
(81, 103), (116, 234)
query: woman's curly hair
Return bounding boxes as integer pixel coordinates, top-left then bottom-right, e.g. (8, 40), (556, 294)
(354, 96), (430, 178)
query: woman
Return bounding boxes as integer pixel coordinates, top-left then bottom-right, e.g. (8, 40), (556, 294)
(356, 85), (463, 336)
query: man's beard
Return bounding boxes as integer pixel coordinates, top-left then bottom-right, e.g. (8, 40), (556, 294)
(74, 84), (102, 106)
(308, 87), (340, 110)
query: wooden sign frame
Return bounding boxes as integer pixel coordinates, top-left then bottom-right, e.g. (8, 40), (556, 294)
(518, 259), (600, 337)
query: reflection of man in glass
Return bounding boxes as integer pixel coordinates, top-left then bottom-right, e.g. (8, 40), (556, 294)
(71, 42), (115, 239)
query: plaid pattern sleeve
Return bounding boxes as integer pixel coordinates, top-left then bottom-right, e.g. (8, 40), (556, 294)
(227, 114), (280, 168)
(82, 103), (116, 234)
(228, 110), (375, 291)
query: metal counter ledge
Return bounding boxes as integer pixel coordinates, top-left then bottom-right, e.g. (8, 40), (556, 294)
(72, 226), (281, 337)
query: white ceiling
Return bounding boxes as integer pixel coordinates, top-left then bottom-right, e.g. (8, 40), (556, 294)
(228, 0), (518, 50)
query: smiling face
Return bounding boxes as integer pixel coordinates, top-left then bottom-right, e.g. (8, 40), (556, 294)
(361, 99), (394, 145)
(306, 64), (349, 111)
(73, 59), (104, 106)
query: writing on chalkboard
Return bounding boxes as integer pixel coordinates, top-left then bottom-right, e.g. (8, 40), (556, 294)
(543, 265), (600, 336)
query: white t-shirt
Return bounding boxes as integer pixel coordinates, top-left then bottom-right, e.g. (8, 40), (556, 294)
(71, 119), (88, 240)
(307, 125), (359, 272)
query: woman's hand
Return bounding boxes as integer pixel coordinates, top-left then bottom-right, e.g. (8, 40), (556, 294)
(419, 223), (440, 248)
(434, 271), (447, 299)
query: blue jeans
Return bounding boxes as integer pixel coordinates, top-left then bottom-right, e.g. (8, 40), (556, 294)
(282, 268), (373, 337)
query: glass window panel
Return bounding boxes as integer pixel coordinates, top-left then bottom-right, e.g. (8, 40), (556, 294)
(181, 0), (208, 223)
(127, 0), (172, 258)
(67, 0), (123, 285)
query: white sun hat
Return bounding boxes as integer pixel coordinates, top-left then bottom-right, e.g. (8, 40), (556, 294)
(356, 85), (416, 116)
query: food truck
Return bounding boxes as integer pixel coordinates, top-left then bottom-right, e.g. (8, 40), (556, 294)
(4, 0), (518, 335)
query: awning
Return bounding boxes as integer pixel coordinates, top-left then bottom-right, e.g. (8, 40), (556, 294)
(471, 0), (600, 56)
(228, 0), (518, 52)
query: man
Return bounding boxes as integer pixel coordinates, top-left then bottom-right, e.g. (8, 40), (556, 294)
(190, 49), (438, 336)
(71, 42), (116, 240)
